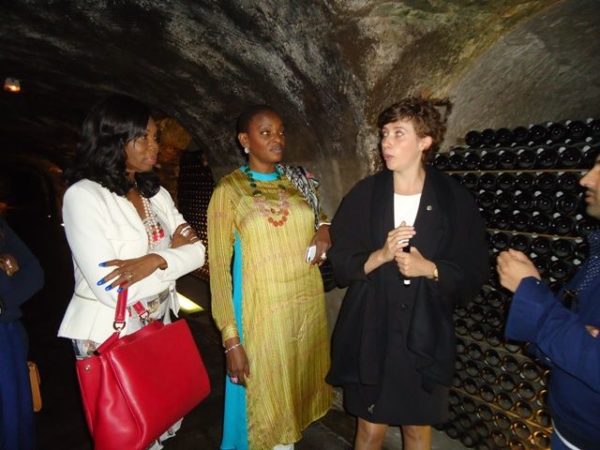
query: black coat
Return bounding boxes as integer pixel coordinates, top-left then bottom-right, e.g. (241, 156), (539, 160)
(327, 167), (489, 392)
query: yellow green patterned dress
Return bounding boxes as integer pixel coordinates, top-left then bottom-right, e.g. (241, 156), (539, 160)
(208, 167), (331, 450)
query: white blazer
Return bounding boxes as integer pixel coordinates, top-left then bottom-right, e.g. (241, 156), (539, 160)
(58, 179), (205, 343)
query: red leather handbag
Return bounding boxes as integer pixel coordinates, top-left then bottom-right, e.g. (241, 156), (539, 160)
(75, 289), (210, 450)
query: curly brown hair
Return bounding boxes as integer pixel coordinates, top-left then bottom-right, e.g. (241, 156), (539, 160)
(377, 96), (453, 162)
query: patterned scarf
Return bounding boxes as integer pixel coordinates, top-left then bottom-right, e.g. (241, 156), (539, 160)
(276, 164), (321, 230)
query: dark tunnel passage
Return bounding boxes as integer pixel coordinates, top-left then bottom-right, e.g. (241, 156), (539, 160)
(2, 1), (600, 449)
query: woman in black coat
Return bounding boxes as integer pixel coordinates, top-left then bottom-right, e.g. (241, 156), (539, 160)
(327, 97), (489, 450)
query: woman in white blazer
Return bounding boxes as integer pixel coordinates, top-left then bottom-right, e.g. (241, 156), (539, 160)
(58, 95), (205, 448)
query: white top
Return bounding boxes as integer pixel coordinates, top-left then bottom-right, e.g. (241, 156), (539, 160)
(394, 193), (422, 228)
(58, 179), (206, 343)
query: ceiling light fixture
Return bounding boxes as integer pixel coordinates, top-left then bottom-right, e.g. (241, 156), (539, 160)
(3, 77), (21, 93)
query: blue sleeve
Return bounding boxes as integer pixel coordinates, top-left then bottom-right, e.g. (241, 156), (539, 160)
(506, 277), (600, 393)
(0, 220), (45, 306)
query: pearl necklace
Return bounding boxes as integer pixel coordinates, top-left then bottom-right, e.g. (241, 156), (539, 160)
(243, 166), (290, 227)
(141, 196), (165, 247)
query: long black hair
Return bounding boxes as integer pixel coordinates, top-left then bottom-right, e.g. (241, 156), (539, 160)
(65, 94), (160, 197)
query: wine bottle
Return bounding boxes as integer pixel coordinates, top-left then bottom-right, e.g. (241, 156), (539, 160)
(501, 355), (519, 373)
(549, 122), (569, 143)
(531, 211), (551, 233)
(496, 127), (514, 146)
(532, 431), (551, 448)
(462, 172), (479, 189)
(582, 144), (600, 168)
(511, 211), (530, 232)
(495, 391), (514, 411)
(434, 153), (449, 170)
(567, 120), (589, 142)
(510, 421), (532, 441)
(481, 128), (496, 147)
(551, 214), (575, 235)
(478, 172), (497, 190)
(465, 130), (483, 148)
(515, 172), (536, 190)
(557, 172), (581, 192)
(514, 400), (533, 419)
(516, 148), (536, 169)
(528, 124), (549, 144)
(516, 381), (536, 400)
(509, 233), (530, 252)
(559, 145), (582, 168)
(498, 373), (517, 391)
(492, 211), (512, 230)
(495, 191), (514, 210)
(535, 172), (558, 191)
(477, 190), (495, 209)
(535, 146), (558, 169)
(549, 259), (574, 281)
(498, 149), (516, 169)
(497, 173), (516, 190)
(480, 366), (497, 384)
(555, 192), (579, 215)
(449, 152), (464, 170)
(533, 192), (555, 213)
(480, 151), (498, 170)
(512, 126), (529, 145)
(589, 118), (600, 139)
(492, 412), (511, 431)
(464, 151), (481, 170)
(531, 236), (551, 255)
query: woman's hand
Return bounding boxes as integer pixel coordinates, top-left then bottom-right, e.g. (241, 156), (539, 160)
(308, 224), (331, 266)
(382, 223), (416, 262)
(224, 337), (250, 386)
(395, 246), (434, 278)
(97, 254), (168, 290)
(171, 223), (200, 249)
(0, 253), (19, 276)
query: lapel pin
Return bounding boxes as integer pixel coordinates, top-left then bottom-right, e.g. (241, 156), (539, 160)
(426, 205), (433, 211)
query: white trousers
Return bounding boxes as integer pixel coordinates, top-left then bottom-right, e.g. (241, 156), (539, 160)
(273, 445), (294, 450)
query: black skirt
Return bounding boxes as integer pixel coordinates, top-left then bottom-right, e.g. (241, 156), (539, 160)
(342, 301), (449, 425)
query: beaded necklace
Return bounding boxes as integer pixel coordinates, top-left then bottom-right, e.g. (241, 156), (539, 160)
(243, 165), (290, 227)
(141, 196), (165, 248)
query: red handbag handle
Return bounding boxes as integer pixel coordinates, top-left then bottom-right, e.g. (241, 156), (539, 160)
(113, 288), (128, 331)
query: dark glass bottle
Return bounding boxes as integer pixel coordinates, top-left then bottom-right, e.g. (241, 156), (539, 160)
(496, 128), (514, 146)
(449, 152), (464, 170)
(497, 173), (516, 191)
(531, 255), (550, 277)
(495, 391), (514, 411)
(501, 355), (519, 373)
(480, 152), (498, 170)
(582, 145), (600, 168)
(485, 289), (506, 308)
(552, 214), (575, 235)
(463, 377), (479, 395)
(528, 124), (549, 144)
(549, 122), (569, 143)
(484, 349), (500, 367)
(567, 120), (589, 142)
(516, 381), (536, 400)
(485, 330), (502, 347)
(533, 192), (555, 213)
(534, 409), (552, 427)
(465, 130), (483, 148)
(493, 412), (511, 431)
(532, 431), (551, 448)
(481, 128), (496, 147)
(559, 145), (583, 168)
(510, 234), (530, 252)
(464, 151), (481, 170)
(511, 421), (531, 441)
(549, 260), (574, 281)
(515, 172), (536, 190)
(576, 217), (600, 236)
(434, 153), (449, 170)
(511, 211), (530, 232)
(589, 119), (600, 139)
(498, 373), (517, 391)
(535, 146), (558, 169)
(521, 361), (542, 381)
(556, 193), (580, 215)
(477, 190), (495, 209)
(480, 366), (497, 384)
(492, 211), (512, 230)
(551, 239), (574, 258)
(557, 172), (581, 192)
(476, 403), (493, 422)
(498, 149), (516, 169)
(468, 303), (485, 321)
(531, 236), (551, 255)
(469, 324), (486, 341)
(479, 384), (499, 402)
(531, 212), (551, 233)
(495, 191), (514, 210)
(478, 173), (497, 190)
(516, 147), (536, 169)
(536, 172), (558, 191)
(513, 126), (529, 144)
(514, 400), (533, 419)
(462, 173), (478, 189)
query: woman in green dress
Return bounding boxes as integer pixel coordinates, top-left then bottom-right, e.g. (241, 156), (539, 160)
(207, 105), (332, 450)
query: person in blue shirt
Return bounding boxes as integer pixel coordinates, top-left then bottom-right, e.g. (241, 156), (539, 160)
(496, 156), (600, 450)
(0, 217), (44, 450)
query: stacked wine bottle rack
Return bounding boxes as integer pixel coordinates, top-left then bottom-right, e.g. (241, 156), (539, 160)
(434, 119), (600, 449)
(177, 150), (215, 280)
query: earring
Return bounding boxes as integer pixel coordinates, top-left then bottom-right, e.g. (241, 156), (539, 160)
(244, 147), (249, 154)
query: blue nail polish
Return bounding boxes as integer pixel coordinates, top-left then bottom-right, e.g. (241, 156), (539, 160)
(99, 262), (107, 267)
(104, 285), (112, 291)
(97, 279), (105, 286)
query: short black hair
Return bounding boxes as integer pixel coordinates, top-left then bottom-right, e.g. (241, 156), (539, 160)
(65, 94), (160, 197)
